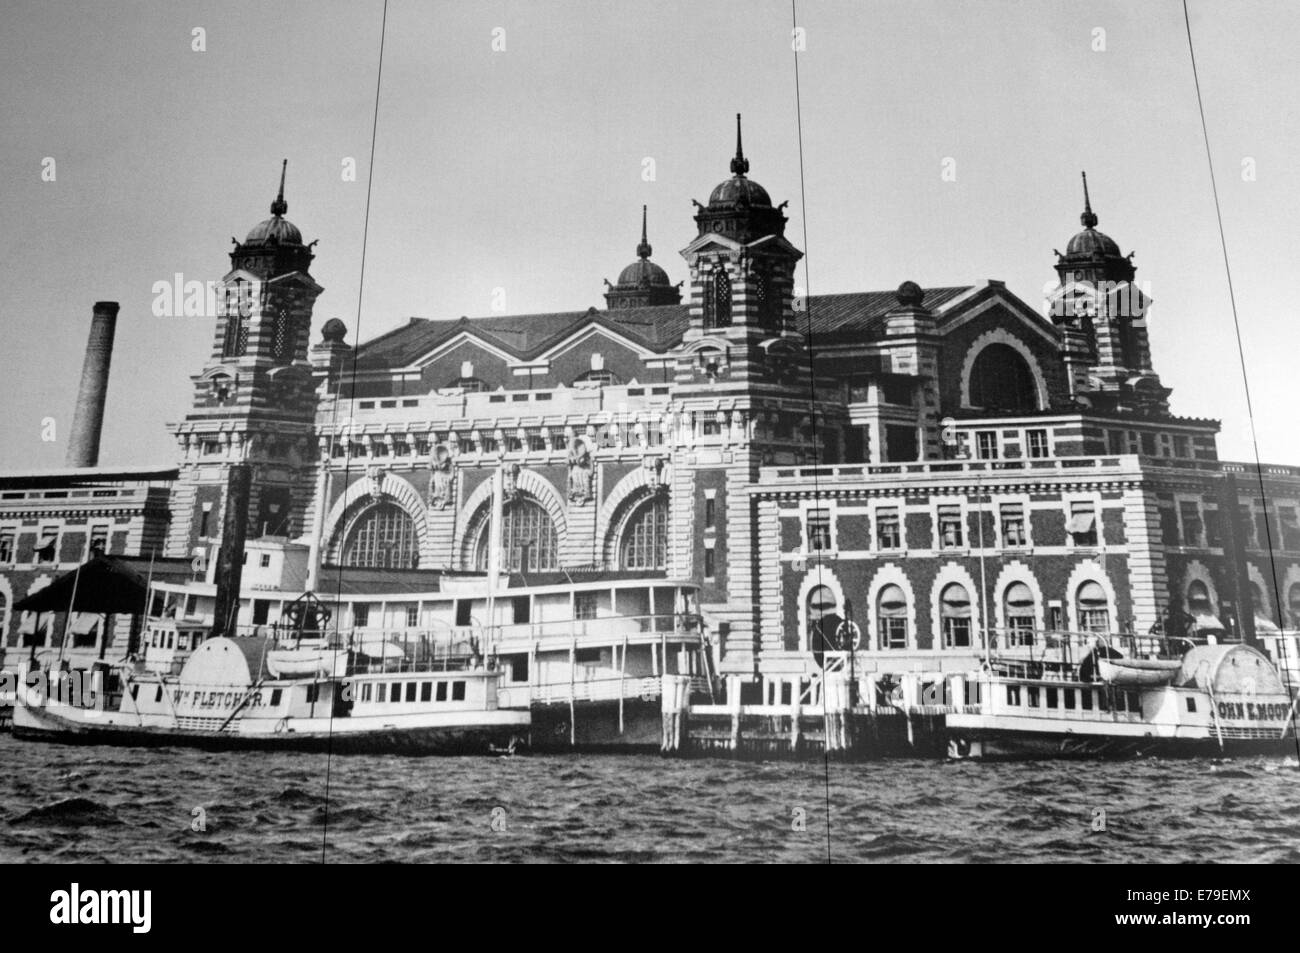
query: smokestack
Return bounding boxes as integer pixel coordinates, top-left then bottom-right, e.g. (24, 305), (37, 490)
(210, 464), (252, 642)
(66, 301), (119, 468)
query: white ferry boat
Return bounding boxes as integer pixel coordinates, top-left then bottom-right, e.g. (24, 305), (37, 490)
(945, 630), (1299, 760)
(11, 594), (530, 754)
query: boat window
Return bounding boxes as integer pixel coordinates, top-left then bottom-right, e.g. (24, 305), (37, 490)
(166, 631), (175, 649)
(1027, 686), (1039, 708)
(1186, 697), (1197, 713)
(1063, 689), (1076, 710)
(1046, 687), (1058, 709)
(360, 683), (372, 702)
(507, 654), (529, 684)
(376, 683), (387, 703)
(575, 648), (602, 664)
(1126, 691), (1141, 713)
(154, 685), (163, 703)
(1098, 690), (1110, 712)
(391, 682), (402, 703)
(405, 682), (417, 702)
(452, 681), (466, 701)
(421, 682), (432, 702)
(306, 684), (319, 704)
(455, 600), (472, 627)
(1005, 685), (1021, 706)
(270, 688), (283, 706)
(130, 684), (139, 700)
(178, 633), (189, 651)
(436, 682), (448, 702)
(193, 634), (204, 648)
(1081, 689), (1093, 711)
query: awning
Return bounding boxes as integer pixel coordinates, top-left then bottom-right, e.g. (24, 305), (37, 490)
(12, 555), (177, 615)
(1066, 513), (1096, 534)
(1192, 611), (1225, 631)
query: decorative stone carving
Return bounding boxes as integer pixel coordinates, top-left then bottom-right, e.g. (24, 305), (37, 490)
(568, 438), (594, 504)
(428, 444), (453, 509)
(643, 454), (665, 494)
(364, 464), (385, 501)
(502, 462), (521, 502)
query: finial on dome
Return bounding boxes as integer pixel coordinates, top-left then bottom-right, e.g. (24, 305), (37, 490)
(270, 159), (288, 217)
(730, 113), (749, 176)
(636, 205), (652, 259)
(1079, 170), (1097, 229)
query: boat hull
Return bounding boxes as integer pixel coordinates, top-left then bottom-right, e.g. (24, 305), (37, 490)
(946, 727), (1295, 761)
(12, 701), (530, 756)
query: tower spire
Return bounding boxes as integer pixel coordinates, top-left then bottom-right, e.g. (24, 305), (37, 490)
(730, 113), (749, 176)
(1079, 170), (1097, 229)
(636, 204), (652, 259)
(271, 159), (288, 217)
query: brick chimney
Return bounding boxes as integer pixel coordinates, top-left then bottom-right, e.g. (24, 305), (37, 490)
(66, 301), (119, 468)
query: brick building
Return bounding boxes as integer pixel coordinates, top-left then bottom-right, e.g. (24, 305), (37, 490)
(7, 124), (1300, 689)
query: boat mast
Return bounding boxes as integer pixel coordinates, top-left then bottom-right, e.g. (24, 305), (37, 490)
(484, 465), (504, 656)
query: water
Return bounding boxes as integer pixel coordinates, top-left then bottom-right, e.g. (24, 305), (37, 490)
(2, 734), (1297, 863)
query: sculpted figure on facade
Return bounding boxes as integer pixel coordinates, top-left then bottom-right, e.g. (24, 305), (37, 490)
(428, 444), (453, 509)
(568, 438), (594, 504)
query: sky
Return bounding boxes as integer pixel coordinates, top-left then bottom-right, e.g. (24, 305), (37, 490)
(1, 0), (1297, 468)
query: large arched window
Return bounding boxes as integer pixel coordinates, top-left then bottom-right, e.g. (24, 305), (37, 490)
(806, 585), (841, 656)
(1003, 581), (1036, 646)
(344, 503), (419, 569)
(621, 495), (669, 569)
(475, 498), (558, 572)
(877, 584), (908, 649)
(969, 343), (1038, 412)
(1076, 580), (1110, 633)
(939, 583), (972, 649)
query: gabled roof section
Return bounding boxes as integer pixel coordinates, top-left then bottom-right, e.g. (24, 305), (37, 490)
(804, 287), (971, 342)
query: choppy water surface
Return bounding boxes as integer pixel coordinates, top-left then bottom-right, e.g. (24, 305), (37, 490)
(1, 735), (1297, 862)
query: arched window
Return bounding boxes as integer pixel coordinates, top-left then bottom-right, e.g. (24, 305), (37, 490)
(271, 308), (292, 364)
(476, 498), (558, 572)
(1186, 580), (1212, 615)
(1076, 580), (1110, 633)
(969, 343), (1038, 412)
(344, 503), (419, 569)
(806, 585), (841, 655)
(1003, 581), (1036, 646)
(877, 584), (908, 649)
(1288, 583), (1300, 628)
(621, 495), (669, 570)
(939, 583), (972, 649)
(1253, 581), (1280, 633)
(704, 268), (731, 329)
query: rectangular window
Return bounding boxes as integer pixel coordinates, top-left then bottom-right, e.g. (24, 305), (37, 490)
(938, 505), (963, 549)
(1081, 689), (1092, 711)
(376, 683), (387, 703)
(360, 683), (371, 703)
(1173, 435), (1190, 457)
(805, 508), (832, 552)
(1068, 501), (1097, 546)
(1185, 696), (1197, 713)
(1204, 508), (1222, 548)
(1140, 432), (1157, 456)
(0, 529), (14, 563)
(405, 682), (417, 703)
(1000, 503), (1026, 547)
(88, 525), (109, 556)
(1046, 687), (1058, 709)
(306, 684), (319, 705)
(1006, 685), (1021, 706)
(271, 687), (284, 706)
(1026, 429), (1049, 459)
(574, 591), (598, 621)
(1280, 506), (1300, 550)
(421, 681), (432, 702)
(1027, 686), (1040, 708)
(1237, 504), (1255, 548)
(1179, 500), (1203, 546)
(879, 617), (907, 650)
(1063, 689), (1076, 710)
(259, 553), (271, 568)
(406, 606), (419, 627)
(943, 617), (971, 649)
(452, 681), (466, 701)
(704, 547), (716, 579)
(1126, 691), (1141, 714)
(455, 600), (472, 627)
(976, 431), (998, 460)
(252, 599), (270, 625)
(704, 496), (715, 529)
(354, 603), (370, 627)
(391, 682), (402, 703)
(1107, 430), (1125, 456)
(876, 508), (901, 549)
(184, 594), (198, 617)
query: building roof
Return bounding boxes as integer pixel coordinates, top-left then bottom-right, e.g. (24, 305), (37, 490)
(0, 465), (178, 489)
(353, 286), (974, 370)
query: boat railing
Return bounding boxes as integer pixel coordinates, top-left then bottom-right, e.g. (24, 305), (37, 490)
(486, 612), (705, 648)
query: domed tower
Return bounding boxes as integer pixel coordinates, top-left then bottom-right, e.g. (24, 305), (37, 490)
(166, 160), (325, 561)
(1049, 172), (1167, 414)
(603, 206), (682, 309)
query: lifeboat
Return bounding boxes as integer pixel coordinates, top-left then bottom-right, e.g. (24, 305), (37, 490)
(266, 641), (348, 679)
(1097, 656), (1183, 686)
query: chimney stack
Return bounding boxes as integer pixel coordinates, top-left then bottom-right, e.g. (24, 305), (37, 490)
(66, 301), (119, 468)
